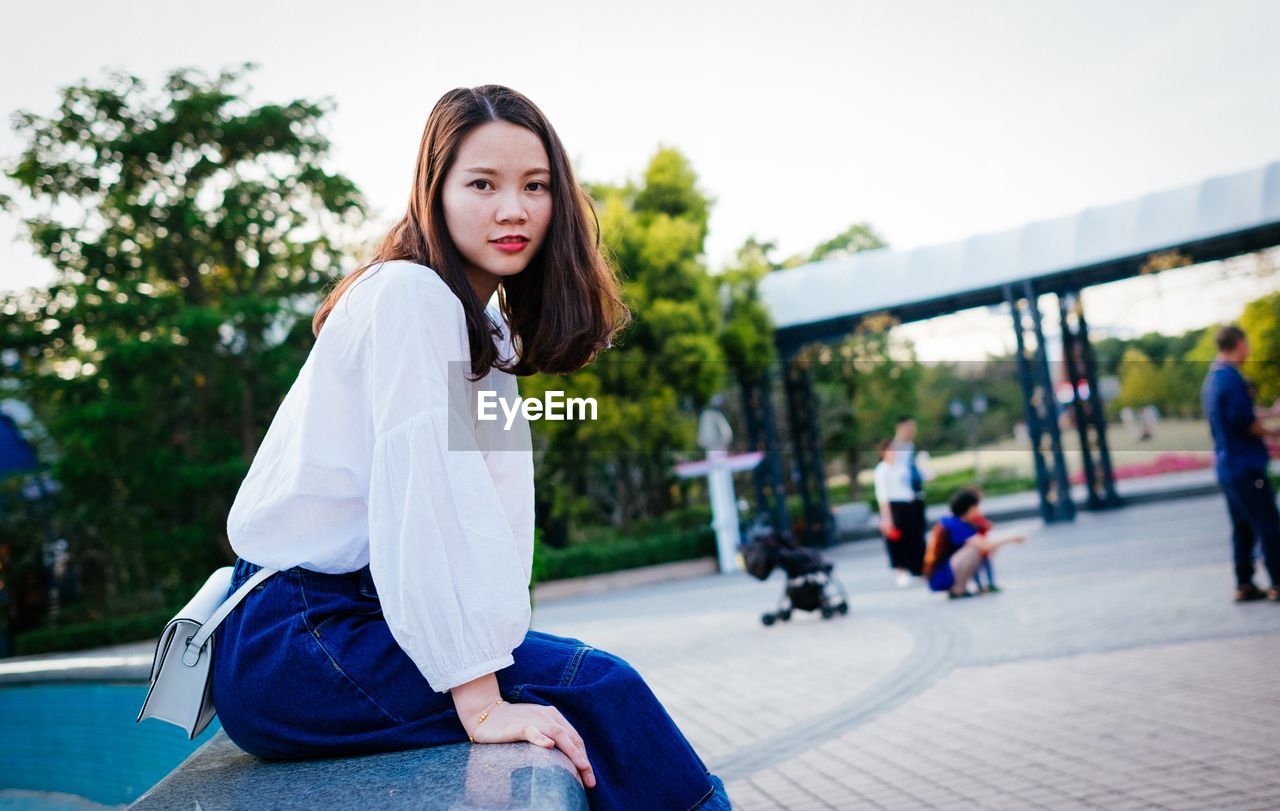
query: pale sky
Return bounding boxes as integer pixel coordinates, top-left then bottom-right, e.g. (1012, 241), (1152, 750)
(3, 0), (1278, 359)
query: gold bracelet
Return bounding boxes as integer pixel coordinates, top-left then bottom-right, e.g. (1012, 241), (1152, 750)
(468, 698), (505, 744)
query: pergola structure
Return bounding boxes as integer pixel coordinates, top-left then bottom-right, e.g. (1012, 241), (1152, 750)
(746, 161), (1280, 545)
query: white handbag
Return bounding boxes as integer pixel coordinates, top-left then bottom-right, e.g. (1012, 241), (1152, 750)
(136, 565), (276, 739)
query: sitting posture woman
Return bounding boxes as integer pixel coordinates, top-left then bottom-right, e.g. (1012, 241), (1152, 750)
(212, 85), (731, 810)
(924, 488), (1025, 599)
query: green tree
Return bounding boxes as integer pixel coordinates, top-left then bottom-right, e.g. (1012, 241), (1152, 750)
(774, 223), (897, 496)
(914, 360), (1023, 455)
(533, 147), (724, 538)
(0, 65), (364, 614)
(1240, 291), (1280, 404)
(1115, 347), (1166, 413)
(1114, 336), (1215, 419)
(1162, 331), (1213, 418)
(804, 222), (886, 264)
(719, 237), (778, 382)
(1094, 329), (1206, 380)
(810, 313), (921, 498)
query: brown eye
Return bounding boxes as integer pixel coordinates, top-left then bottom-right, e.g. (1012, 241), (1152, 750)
(470, 179), (493, 190)
(527, 181), (547, 192)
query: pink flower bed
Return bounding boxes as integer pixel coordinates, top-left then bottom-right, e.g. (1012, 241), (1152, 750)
(1069, 453), (1211, 485)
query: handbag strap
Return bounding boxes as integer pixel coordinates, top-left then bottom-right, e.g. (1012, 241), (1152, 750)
(182, 566), (277, 666)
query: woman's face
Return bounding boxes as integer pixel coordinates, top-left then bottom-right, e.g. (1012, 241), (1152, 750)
(441, 120), (553, 301)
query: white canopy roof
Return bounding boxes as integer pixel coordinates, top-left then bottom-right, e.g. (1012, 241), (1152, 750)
(759, 161), (1280, 331)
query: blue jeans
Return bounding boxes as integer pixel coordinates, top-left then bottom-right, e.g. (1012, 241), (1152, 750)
(1219, 468), (1280, 587)
(975, 558), (997, 589)
(212, 559), (732, 810)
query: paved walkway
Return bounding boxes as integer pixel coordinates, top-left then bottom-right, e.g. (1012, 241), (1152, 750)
(7, 487), (1274, 809)
(533, 492), (1280, 810)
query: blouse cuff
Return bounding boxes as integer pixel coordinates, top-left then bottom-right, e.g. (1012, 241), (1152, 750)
(430, 652), (517, 693)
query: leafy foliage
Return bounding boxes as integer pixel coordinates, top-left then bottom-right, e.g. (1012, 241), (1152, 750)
(1, 65), (364, 612)
(1240, 291), (1280, 404)
(531, 148), (740, 539)
(801, 222), (886, 265)
(807, 313), (921, 497)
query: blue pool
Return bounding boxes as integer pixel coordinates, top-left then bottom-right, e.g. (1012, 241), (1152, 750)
(0, 683), (218, 807)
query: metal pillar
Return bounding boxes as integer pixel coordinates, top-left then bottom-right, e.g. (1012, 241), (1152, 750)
(1076, 301), (1119, 505)
(1006, 282), (1076, 523)
(1058, 291), (1121, 508)
(1059, 292), (1101, 509)
(1008, 287), (1056, 523)
(741, 369), (791, 537)
(782, 352), (835, 545)
(1025, 281), (1077, 522)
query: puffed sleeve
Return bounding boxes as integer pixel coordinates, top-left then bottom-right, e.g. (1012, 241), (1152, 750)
(361, 269), (531, 693)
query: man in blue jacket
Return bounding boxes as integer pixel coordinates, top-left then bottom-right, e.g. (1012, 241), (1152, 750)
(1201, 324), (1280, 602)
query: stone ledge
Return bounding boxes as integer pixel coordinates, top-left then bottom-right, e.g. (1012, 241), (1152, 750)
(0, 640), (154, 685)
(129, 731), (587, 810)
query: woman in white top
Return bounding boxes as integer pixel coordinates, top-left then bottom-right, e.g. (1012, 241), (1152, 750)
(873, 438), (916, 586)
(211, 85), (732, 811)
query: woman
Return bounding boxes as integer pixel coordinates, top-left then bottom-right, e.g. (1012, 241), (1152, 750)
(872, 438), (915, 587)
(212, 85), (731, 810)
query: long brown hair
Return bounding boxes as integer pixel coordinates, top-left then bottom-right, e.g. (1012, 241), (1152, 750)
(312, 85), (629, 378)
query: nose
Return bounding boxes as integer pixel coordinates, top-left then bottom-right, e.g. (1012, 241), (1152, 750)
(495, 189), (528, 225)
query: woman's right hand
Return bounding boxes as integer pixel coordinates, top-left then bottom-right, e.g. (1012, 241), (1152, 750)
(469, 700), (596, 789)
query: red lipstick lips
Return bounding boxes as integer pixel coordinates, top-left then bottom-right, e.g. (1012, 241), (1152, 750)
(491, 235), (529, 254)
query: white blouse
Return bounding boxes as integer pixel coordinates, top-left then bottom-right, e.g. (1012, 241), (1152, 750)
(226, 260), (535, 693)
(873, 459), (915, 505)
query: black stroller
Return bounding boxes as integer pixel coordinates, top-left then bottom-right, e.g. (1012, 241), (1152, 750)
(741, 516), (849, 625)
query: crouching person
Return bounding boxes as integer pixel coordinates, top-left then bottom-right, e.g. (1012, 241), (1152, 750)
(924, 488), (1025, 599)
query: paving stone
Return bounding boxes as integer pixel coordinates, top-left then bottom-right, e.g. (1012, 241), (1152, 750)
(527, 494), (1280, 809)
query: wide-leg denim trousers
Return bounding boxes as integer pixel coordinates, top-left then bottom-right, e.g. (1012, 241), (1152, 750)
(211, 559), (731, 810)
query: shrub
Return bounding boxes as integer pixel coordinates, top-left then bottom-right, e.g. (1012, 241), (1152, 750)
(13, 526), (718, 654)
(15, 608), (176, 656)
(536, 528), (715, 582)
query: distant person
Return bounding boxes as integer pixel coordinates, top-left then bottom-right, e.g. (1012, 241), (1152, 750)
(890, 415), (929, 579)
(896, 414), (926, 570)
(1139, 404), (1160, 441)
(924, 488), (1026, 599)
(1120, 406), (1140, 440)
(1201, 324), (1280, 602)
(874, 439), (915, 587)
